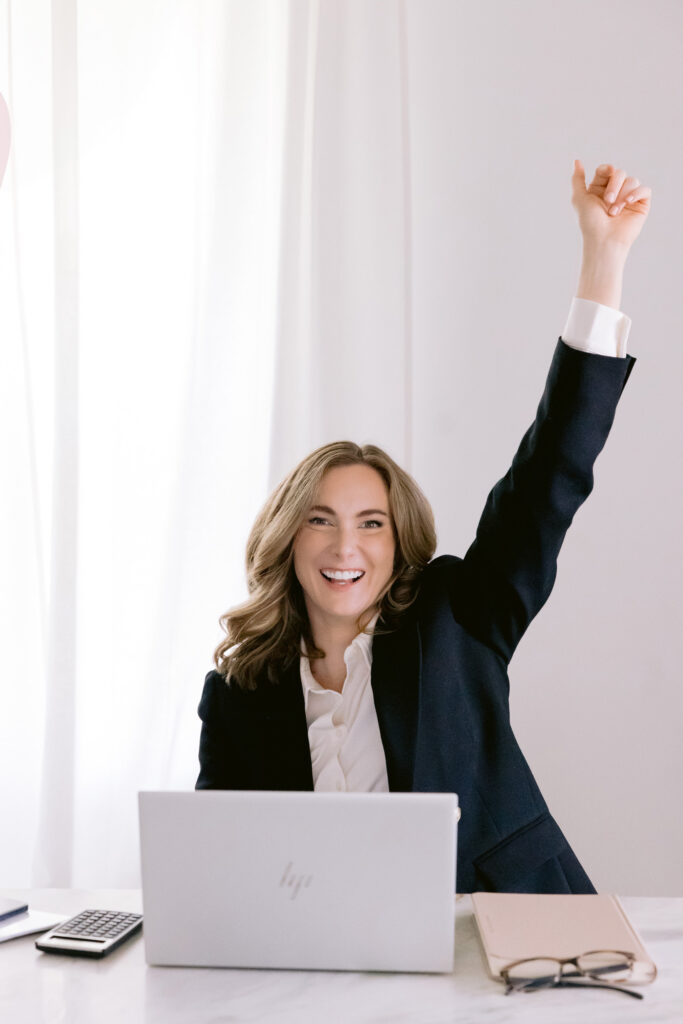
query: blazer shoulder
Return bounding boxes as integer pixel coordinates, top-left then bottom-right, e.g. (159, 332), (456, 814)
(416, 553), (511, 659)
(424, 553), (462, 572)
(198, 662), (302, 716)
(414, 553), (464, 608)
(420, 553), (463, 587)
(198, 668), (240, 718)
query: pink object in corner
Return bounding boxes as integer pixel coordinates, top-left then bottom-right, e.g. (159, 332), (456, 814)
(0, 92), (10, 189)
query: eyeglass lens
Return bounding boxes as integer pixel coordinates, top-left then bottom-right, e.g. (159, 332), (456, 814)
(505, 951), (633, 986)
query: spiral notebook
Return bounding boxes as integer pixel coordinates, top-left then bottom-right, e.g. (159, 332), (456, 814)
(472, 892), (657, 984)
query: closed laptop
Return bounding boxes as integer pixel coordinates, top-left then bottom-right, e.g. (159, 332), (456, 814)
(138, 790), (458, 972)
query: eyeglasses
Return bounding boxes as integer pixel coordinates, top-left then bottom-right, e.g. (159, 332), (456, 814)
(501, 949), (657, 1000)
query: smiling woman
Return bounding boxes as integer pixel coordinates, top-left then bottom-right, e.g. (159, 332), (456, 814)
(196, 161), (651, 895)
(211, 442), (436, 693)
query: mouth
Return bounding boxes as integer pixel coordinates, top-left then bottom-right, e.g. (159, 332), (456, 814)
(319, 569), (366, 588)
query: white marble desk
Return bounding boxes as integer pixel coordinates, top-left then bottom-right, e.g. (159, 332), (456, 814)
(0, 890), (681, 1023)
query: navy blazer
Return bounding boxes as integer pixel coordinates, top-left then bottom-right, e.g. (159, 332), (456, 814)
(196, 339), (635, 893)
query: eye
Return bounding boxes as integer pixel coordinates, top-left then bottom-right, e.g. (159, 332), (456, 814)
(360, 519), (383, 529)
(308, 516), (329, 526)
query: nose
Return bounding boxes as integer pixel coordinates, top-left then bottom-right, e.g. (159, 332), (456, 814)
(330, 523), (359, 560)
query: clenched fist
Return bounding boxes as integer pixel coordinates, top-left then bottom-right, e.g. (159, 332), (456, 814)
(572, 160), (651, 254)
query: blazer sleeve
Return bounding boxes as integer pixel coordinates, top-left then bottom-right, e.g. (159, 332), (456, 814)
(195, 670), (235, 789)
(447, 337), (636, 664)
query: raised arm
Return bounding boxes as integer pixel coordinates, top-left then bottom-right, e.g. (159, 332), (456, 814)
(451, 335), (634, 663)
(447, 161), (651, 663)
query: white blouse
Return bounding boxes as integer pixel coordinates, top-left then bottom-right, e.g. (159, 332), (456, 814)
(301, 612), (388, 792)
(300, 297), (632, 792)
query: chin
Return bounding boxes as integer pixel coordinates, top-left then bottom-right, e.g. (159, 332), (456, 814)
(313, 588), (373, 618)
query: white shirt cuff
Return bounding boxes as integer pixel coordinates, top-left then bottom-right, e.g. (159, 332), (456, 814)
(561, 297), (631, 358)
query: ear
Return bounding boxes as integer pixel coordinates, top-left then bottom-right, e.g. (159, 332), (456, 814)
(0, 93), (10, 189)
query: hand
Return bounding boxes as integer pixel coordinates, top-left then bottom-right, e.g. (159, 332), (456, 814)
(571, 160), (652, 254)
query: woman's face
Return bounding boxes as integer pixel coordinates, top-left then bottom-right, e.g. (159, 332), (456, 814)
(292, 464), (396, 633)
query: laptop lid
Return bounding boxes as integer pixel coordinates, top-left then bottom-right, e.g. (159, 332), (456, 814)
(138, 790), (458, 973)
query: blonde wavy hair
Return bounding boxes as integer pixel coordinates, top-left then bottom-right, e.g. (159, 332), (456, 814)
(213, 441), (437, 690)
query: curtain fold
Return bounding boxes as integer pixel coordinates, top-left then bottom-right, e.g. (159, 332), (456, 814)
(269, 0), (414, 487)
(267, 0), (320, 486)
(32, 0), (80, 888)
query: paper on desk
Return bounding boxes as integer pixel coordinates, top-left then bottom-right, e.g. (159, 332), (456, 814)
(0, 909), (66, 943)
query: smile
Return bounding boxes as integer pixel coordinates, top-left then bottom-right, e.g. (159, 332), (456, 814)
(320, 569), (365, 586)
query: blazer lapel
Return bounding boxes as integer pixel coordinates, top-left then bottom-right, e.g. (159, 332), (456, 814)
(370, 614), (421, 791)
(249, 618), (422, 794)
(249, 658), (314, 791)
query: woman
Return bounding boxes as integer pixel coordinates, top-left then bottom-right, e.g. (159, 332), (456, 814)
(197, 161), (651, 893)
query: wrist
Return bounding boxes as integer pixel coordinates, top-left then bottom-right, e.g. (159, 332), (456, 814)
(581, 239), (629, 265)
(577, 244), (627, 309)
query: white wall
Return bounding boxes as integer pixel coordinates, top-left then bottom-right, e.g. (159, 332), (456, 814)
(403, 0), (682, 894)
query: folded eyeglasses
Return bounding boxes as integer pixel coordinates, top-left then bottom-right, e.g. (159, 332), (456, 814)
(501, 949), (657, 999)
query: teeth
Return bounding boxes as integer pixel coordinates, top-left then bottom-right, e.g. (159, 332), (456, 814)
(321, 570), (365, 581)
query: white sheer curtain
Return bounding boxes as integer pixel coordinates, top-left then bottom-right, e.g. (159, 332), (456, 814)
(1, 0), (415, 887)
(270, 0), (414, 482)
(1, 0), (285, 886)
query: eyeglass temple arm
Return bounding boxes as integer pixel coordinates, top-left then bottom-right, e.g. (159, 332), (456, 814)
(505, 978), (644, 1000)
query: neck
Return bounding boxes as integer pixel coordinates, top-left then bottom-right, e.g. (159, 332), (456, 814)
(306, 606), (376, 653)
(304, 607), (376, 691)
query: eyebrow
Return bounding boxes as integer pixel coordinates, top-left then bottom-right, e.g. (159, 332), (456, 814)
(310, 505), (389, 518)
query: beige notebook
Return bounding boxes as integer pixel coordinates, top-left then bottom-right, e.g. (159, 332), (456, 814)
(472, 893), (657, 984)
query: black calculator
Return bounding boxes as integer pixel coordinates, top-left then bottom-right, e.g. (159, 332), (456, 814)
(35, 909), (143, 958)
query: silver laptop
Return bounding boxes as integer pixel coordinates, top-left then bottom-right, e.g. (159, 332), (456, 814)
(138, 790), (458, 973)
